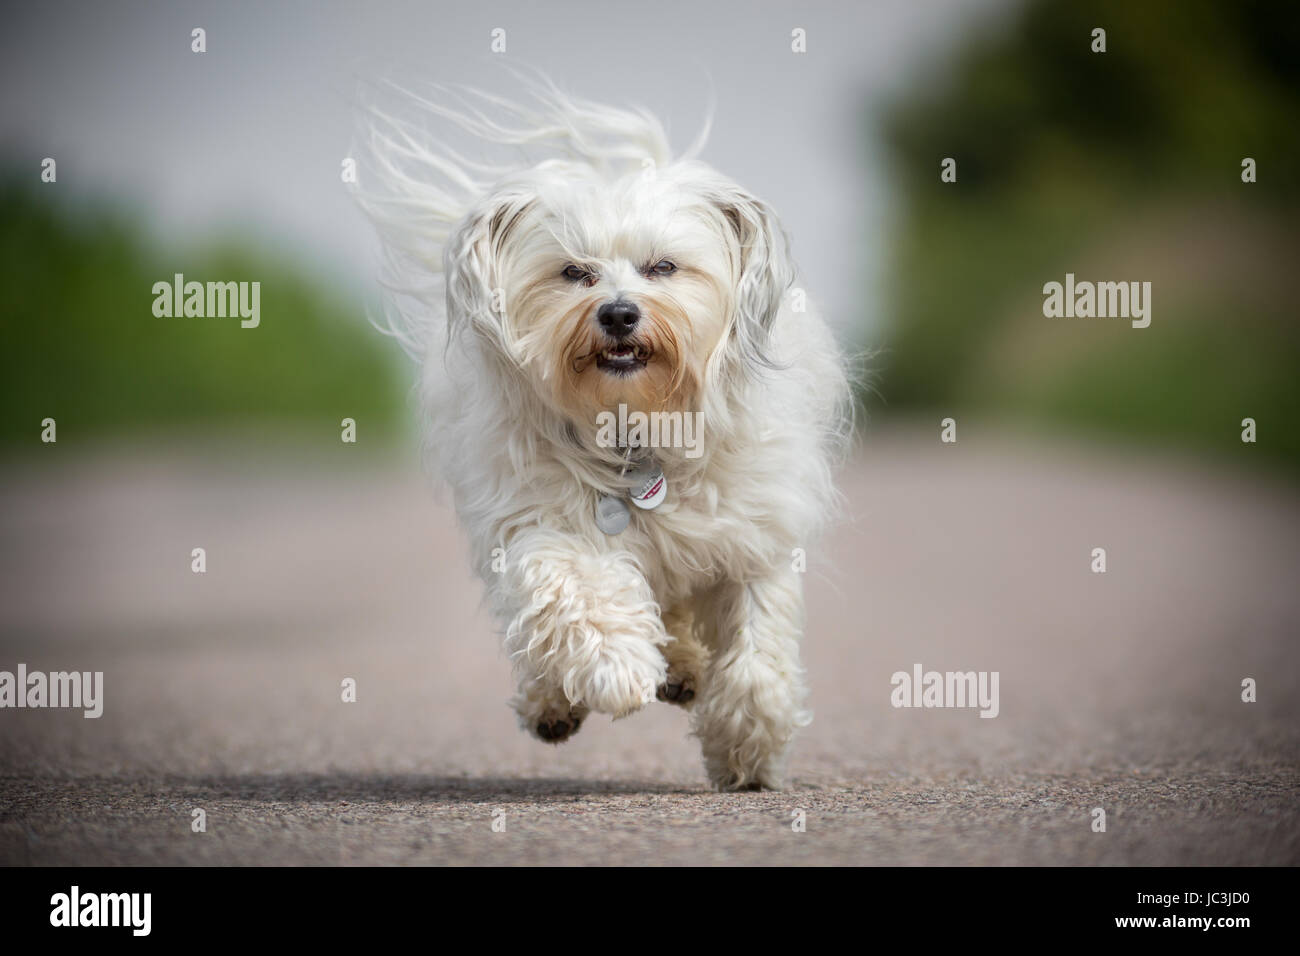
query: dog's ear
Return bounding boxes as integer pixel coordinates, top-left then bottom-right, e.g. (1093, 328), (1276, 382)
(711, 186), (794, 366)
(444, 192), (534, 355)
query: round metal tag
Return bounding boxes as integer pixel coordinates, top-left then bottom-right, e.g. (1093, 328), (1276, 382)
(595, 494), (631, 534)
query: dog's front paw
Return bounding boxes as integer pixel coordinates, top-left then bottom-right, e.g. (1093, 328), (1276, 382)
(533, 704), (589, 744)
(507, 550), (668, 719)
(656, 625), (707, 710)
(578, 642), (664, 718)
(656, 669), (696, 706)
(516, 692), (590, 745)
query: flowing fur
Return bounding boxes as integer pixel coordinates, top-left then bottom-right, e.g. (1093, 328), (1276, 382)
(357, 77), (852, 789)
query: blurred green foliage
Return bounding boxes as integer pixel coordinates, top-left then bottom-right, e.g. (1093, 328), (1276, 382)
(875, 0), (1300, 472)
(0, 177), (408, 448)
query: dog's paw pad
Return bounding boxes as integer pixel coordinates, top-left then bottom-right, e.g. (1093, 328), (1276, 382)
(656, 675), (696, 705)
(535, 708), (585, 744)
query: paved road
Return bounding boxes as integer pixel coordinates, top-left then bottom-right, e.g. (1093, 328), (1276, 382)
(1, 429), (1297, 865)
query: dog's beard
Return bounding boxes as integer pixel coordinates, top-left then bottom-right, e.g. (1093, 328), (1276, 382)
(518, 291), (702, 423)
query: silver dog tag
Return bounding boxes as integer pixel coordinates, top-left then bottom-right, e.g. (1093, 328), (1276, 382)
(595, 494), (631, 535)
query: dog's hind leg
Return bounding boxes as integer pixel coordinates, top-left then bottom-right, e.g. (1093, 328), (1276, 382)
(690, 569), (810, 791)
(657, 604), (709, 707)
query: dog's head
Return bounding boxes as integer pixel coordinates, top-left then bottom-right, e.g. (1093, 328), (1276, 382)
(445, 158), (792, 422)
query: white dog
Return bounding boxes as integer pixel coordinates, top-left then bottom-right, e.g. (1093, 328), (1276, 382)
(359, 80), (851, 790)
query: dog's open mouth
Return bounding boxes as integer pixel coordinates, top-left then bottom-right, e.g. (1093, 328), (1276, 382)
(595, 344), (651, 374)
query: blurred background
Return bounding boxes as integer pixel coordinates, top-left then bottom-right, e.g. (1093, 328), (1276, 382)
(1, 0), (1297, 864)
(1, 0), (1296, 467)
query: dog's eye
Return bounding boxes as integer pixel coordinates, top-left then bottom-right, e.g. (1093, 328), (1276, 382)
(650, 260), (676, 276)
(562, 265), (589, 282)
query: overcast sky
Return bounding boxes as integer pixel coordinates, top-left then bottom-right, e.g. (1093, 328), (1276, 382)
(0, 0), (1011, 339)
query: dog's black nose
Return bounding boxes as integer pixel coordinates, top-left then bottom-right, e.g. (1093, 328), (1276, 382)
(597, 300), (640, 339)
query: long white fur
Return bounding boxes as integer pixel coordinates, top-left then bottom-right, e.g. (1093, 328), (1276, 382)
(357, 76), (852, 790)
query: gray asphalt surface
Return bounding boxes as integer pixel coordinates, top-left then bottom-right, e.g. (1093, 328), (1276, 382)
(1, 428), (1297, 865)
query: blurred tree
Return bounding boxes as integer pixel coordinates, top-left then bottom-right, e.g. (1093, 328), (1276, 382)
(875, 0), (1299, 472)
(0, 177), (408, 448)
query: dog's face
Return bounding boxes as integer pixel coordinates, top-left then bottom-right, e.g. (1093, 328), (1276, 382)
(447, 160), (792, 424)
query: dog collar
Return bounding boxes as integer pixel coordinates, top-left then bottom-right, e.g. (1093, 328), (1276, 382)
(594, 447), (666, 535)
